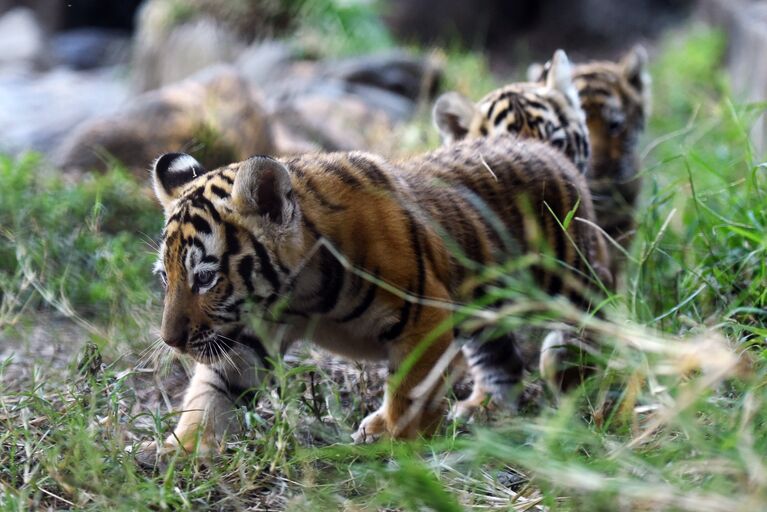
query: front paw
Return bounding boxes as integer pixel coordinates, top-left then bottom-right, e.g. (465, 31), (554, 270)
(351, 410), (387, 444)
(128, 434), (216, 468)
(128, 440), (168, 469)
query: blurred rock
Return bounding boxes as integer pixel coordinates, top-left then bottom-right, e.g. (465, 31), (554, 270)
(133, 14), (245, 93)
(237, 44), (443, 154)
(51, 29), (132, 70)
(701, 0), (767, 156)
(324, 52), (442, 102)
(131, 0), (294, 92)
(235, 40), (297, 85)
(0, 66), (128, 154)
(271, 94), (397, 154)
(53, 65), (274, 177)
(0, 7), (47, 70)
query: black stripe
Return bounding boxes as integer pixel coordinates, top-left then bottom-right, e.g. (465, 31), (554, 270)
(348, 154), (392, 190)
(190, 214), (212, 234)
(250, 236), (281, 293)
(221, 222), (240, 274)
(190, 193), (222, 223)
(238, 255), (255, 293)
(311, 248), (344, 314)
(224, 298), (246, 312)
(210, 184), (229, 198)
(338, 269), (379, 322)
(209, 312), (237, 322)
(492, 106), (511, 126)
(294, 172), (345, 212)
(380, 298), (412, 342)
(326, 162), (362, 188)
(525, 99), (549, 111)
(403, 209), (426, 321)
(218, 173), (234, 185)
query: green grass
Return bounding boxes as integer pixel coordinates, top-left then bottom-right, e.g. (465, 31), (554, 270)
(2, 20), (767, 512)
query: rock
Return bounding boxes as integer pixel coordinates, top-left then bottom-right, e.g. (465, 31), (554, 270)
(271, 93), (397, 154)
(131, 0), (294, 92)
(0, 66), (129, 155)
(323, 52), (442, 103)
(238, 47), (443, 154)
(132, 13), (245, 92)
(235, 40), (297, 85)
(701, 0), (767, 155)
(0, 7), (47, 70)
(53, 65), (275, 177)
(50, 28), (132, 70)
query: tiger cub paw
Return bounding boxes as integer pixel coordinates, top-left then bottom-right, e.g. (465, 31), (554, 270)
(351, 410), (388, 444)
(128, 434), (216, 468)
(449, 396), (494, 422)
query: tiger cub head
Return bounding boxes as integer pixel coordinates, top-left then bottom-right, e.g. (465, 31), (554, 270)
(528, 46), (651, 203)
(433, 49), (590, 174)
(152, 152), (299, 363)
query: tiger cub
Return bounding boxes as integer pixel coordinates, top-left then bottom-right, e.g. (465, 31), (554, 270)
(431, 49), (610, 403)
(139, 135), (607, 460)
(433, 50), (590, 175)
(528, 46), (651, 276)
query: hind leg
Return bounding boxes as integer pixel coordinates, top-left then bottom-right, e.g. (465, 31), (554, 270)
(539, 330), (595, 394)
(451, 332), (525, 420)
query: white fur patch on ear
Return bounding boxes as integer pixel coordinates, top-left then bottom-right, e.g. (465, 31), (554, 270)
(169, 154), (203, 176)
(432, 91), (479, 144)
(546, 49), (580, 110)
(152, 152), (208, 210)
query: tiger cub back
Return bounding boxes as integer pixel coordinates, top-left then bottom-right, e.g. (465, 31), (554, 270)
(529, 46), (651, 274)
(433, 50), (591, 175)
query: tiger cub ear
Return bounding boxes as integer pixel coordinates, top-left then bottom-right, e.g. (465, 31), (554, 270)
(545, 49), (580, 109)
(621, 44), (651, 113)
(527, 61), (546, 83)
(433, 91), (479, 144)
(232, 156), (297, 226)
(545, 49), (574, 94)
(152, 153), (209, 209)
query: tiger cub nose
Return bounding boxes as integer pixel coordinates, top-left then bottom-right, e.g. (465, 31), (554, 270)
(162, 331), (188, 349)
(160, 315), (189, 349)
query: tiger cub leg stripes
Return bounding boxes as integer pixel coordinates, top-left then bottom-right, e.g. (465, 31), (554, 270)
(353, 308), (454, 443)
(451, 333), (526, 420)
(134, 337), (266, 464)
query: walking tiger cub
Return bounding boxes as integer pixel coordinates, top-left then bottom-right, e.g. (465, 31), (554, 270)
(432, 49), (613, 402)
(137, 133), (609, 461)
(433, 50), (591, 175)
(528, 45), (651, 276)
